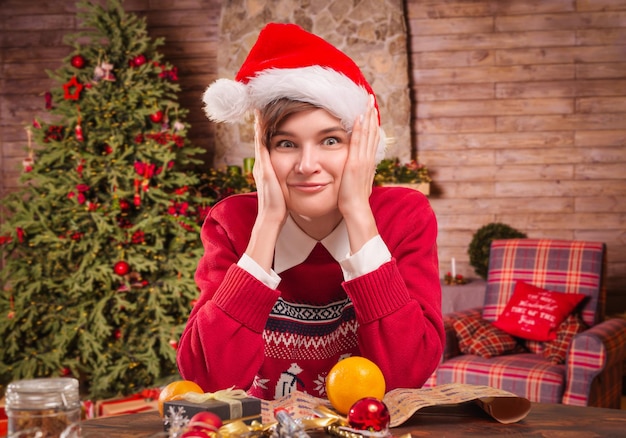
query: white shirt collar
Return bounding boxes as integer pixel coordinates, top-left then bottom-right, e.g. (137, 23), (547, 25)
(273, 215), (350, 274)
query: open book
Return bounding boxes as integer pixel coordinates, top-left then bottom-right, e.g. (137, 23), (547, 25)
(262, 383), (531, 427)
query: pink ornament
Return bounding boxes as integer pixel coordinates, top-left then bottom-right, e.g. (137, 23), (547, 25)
(347, 397), (390, 432)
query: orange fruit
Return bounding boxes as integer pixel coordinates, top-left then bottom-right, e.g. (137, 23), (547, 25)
(157, 380), (203, 417)
(325, 356), (386, 415)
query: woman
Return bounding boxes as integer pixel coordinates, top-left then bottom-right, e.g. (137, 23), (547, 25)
(177, 23), (443, 400)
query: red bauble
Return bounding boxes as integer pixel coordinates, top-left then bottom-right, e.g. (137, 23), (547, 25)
(150, 111), (164, 123)
(347, 397), (390, 432)
(114, 329), (122, 340)
(168, 339), (179, 350)
(180, 431), (207, 438)
(114, 261), (130, 276)
(188, 411), (222, 431)
(132, 54), (147, 67)
(71, 55), (86, 69)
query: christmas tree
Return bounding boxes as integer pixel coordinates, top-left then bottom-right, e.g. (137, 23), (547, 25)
(0, 0), (213, 399)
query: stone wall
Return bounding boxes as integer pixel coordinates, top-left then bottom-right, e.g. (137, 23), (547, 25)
(211, 0), (412, 167)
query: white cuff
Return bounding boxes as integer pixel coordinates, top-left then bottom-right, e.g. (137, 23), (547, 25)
(237, 253), (281, 290)
(339, 235), (392, 281)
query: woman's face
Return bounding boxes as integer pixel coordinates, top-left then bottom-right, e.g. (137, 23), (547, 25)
(268, 107), (349, 228)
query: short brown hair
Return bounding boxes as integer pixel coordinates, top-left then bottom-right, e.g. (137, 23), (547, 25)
(258, 99), (318, 148)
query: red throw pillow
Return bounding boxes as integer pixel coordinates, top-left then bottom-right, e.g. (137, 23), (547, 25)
(452, 314), (517, 358)
(493, 281), (586, 342)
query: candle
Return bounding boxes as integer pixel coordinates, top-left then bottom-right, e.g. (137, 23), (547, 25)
(243, 157), (255, 175)
(451, 257), (456, 278)
(227, 165), (241, 176)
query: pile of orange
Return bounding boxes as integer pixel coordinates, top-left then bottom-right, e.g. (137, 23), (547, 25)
(325, 356), (386, 415)
(157, 380), (203, 417)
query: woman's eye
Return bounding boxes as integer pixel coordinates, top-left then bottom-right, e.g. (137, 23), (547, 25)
(275, 140), (296, 149)
(323, 137), (340, 146)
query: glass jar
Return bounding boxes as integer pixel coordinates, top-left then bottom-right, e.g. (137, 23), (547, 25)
(5, 377), (81, 437)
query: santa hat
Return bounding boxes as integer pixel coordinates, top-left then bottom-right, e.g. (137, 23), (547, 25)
(202, 22), (386, 161)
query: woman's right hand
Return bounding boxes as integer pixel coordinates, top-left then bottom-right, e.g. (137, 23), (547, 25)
(244, 112), (287, 273)
(252, 112), (287, 224)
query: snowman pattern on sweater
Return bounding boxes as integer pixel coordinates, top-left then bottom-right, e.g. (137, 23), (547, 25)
(251, 296), (359, 400)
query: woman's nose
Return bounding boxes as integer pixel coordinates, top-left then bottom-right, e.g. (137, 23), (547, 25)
(296, 145), (319, 174)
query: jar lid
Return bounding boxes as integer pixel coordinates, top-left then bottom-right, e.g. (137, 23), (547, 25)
(5, 377), (80, 410)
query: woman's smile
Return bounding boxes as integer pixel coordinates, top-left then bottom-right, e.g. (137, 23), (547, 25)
(288, 181), (330, 193)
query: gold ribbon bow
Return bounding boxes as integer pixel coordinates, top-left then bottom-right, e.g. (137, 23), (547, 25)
(181, 387), (248, 419)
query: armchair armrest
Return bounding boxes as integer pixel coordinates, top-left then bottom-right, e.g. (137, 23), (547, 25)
(562, 317), (626, 408)
(441, 307), (483, 361)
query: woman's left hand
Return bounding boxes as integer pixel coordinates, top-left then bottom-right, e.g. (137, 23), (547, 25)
(338, 95), (380, 216)
(338, 95), (380, 254)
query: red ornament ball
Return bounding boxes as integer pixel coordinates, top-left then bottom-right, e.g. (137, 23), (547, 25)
(150, 111), (164, 123)
(188, 411), (223, 432)
(114, 261), (130, 276)
(180, 431), (207, 438)
(132, 54), (147, 67)
(71, 55), (86, 69)
(347, 397), (390, 432)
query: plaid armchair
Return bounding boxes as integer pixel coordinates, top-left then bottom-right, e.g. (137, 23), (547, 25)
(427, 239), (626, 408)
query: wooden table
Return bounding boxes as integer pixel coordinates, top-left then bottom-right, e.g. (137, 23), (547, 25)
(80, 402), (626, 437)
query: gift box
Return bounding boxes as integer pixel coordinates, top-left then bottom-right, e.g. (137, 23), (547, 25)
(95, 389), (159, 417)
(163, 395), (261, 428)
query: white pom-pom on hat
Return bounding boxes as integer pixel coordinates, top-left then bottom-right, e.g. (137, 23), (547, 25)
(202, 78), (250, 123)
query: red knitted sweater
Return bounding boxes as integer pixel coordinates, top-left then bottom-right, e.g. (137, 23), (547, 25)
(177, 186), (444, 400)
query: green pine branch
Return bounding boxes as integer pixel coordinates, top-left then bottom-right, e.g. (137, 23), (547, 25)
(0, 0), (213, 400)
